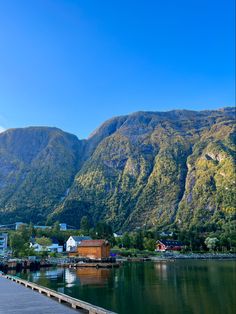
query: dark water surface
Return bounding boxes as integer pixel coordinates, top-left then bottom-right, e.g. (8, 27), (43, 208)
(17, 260), (236, 314)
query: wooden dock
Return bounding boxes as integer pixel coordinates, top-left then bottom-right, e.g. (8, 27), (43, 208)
(1, 275), (116, 314)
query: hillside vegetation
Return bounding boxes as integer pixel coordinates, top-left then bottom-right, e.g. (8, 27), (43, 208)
(0, 108), (235, 231)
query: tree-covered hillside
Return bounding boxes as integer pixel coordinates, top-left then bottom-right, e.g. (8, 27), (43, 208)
(0, 108), (235, 231)
(0, 127), (82, 223)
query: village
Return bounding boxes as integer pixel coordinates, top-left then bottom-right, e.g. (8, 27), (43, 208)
(1, 220), (235, 273)
(0, 222), (178, 271)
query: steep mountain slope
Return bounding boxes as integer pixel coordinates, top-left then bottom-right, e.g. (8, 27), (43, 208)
(0, 108), (235, 229)
(0, 127), (82, 224)
(176, 120), (236, 228)
(49, 108), (235, 230)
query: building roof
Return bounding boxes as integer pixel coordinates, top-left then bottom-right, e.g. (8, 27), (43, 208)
(158, 240), (184, 246)
(78, 239), (108, 247)
(70, 236), (92, 242)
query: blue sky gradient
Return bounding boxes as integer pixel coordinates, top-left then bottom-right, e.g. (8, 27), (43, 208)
(0, 0), (235, 138)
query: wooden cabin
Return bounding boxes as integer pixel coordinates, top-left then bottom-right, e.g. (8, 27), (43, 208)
(69, 239), (110, 260)
(156, 240), (184, 252)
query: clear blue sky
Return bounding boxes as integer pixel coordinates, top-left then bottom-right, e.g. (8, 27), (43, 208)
(0, 0), (235, 138)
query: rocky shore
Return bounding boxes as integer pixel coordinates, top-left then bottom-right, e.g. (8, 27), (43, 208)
(151, 253), (236, 261)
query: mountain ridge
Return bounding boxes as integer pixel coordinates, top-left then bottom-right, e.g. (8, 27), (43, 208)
(0, 107), (235, 231)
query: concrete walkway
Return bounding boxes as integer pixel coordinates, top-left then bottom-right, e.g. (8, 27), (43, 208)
(0, 276), (84, 314)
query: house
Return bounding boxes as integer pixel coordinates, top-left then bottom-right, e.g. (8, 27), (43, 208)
(160, 231), (174, 237)
(48, 238), (64, 253)
(70, 239), (110, 260)
(0, 233), (8, 252)
(156, 240), (184, 252)
(113, 232), (123, 238)
(30, 237), (63, 253)
(66, 236), (92, 252)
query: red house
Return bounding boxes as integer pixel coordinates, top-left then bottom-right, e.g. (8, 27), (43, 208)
(156, 240), (184, 252)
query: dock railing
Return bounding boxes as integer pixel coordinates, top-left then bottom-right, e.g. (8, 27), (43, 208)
(4, 274), (117, 314)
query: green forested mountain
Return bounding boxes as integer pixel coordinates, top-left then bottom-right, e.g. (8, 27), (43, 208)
(0, 127), (82, 223)
(0, 108), (235, 231)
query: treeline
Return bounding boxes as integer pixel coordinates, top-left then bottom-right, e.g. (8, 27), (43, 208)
(79, 216), (236, 253)
(80, 215), (236, 252)
(6, 212), (236, 258)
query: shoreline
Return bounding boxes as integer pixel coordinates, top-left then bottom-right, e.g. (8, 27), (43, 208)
(1, 253), (235, 274)
(117, 253), (236, 262)
(150, 253), (236, 261)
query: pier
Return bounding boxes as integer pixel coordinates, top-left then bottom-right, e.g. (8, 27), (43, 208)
(0, 259), (51, 272)
(0, 275), (116, 314)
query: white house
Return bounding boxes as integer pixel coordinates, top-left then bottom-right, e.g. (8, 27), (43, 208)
(66, 236), (91, 252)
(0, 233), (8, 252)
(113, 232), (123, 238)
(30, 238), (63, 253)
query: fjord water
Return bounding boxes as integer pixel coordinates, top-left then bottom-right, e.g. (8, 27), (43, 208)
(17, 261), (235, 314)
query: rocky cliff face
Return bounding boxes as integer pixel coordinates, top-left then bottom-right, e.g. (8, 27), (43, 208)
(0, 127), (81, 223)
(0, 108), (235, 230)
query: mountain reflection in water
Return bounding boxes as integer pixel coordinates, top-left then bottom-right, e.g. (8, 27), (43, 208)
(17, 261), (236, 314)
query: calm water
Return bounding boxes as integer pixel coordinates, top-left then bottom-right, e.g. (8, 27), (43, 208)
(16, 260), (236, 314)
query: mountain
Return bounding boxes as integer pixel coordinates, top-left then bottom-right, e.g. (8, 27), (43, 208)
(0, 127), (82, 224)
(0, 108), (235, 231)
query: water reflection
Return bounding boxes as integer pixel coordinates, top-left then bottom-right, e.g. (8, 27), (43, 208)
(64, 268), (76, 287)
(62, 268), (111, 287)
(17, 261), (236, 314)
(154, 262), (167, 280)
(75, 268), (110, 286)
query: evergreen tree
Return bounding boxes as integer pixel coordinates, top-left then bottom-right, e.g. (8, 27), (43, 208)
(122, 232), (131, 249)
(28, 222), (36, 237)
(134, 231), (144, 250)
(52, 221), (60, 233)
(80, 216), (90, 234)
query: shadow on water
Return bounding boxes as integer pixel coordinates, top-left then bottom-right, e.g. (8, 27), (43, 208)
(16, 260), (236, 314)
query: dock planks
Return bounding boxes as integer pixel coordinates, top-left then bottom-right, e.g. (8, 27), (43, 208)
(0, 275), (115, 314)
(0, 276), (83, 314)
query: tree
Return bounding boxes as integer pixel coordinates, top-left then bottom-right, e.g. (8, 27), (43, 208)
(80, 216), (90, 234)
(36, 237), (52, 251)
(18, 243), (35, 258)
(94, 222), (113, 239)
(52, 221), (60, 234)
(122, 233), (131, 249)
(29, 222), (36, 237)
(143, 238), (156, 251)
(205, 237), (219, 252)
(17, 224), (30, 242)
(9, 232), (25, 256)
(134, 231), (144, 250)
